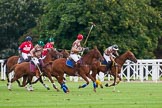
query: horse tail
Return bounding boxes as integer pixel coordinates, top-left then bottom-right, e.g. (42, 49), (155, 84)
(3, 59), (7, 67)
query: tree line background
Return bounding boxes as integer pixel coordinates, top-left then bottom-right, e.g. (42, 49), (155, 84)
(0, 0), (162, 59)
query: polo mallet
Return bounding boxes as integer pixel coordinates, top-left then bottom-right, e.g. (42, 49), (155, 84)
(35, 64), (43, 76)
(81, 22), (96, 55)
(83, 22), (96, 47)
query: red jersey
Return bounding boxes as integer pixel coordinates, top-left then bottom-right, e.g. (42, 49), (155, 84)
(19, 41), (33, 54)
(44, 42), (54, 49)
(42, 42), (54, 56)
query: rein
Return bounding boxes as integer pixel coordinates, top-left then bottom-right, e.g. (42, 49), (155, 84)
(115, 54), (127, 65)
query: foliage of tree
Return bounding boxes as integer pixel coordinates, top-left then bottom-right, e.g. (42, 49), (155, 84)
(150, 0), (162, 58)
(1, 0), (162, 59)
(0, 0), (45, 58)
(35, 0), (162, 59)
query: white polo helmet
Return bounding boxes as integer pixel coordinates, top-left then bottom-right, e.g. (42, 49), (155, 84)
(112, 44), (119, 50)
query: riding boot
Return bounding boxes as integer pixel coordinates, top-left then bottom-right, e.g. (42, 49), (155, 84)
(107, 61), (112, 69)
(74, 60), (81, 75)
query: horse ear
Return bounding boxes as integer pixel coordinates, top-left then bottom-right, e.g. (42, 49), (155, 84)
(93, 46), (97, 49)
(57, 49), (62, 52)
(67, 50), (70, 53)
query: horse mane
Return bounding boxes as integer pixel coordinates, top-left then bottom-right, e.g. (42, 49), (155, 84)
(81, 47), (103, 65)
(115, 50), (136, 65)
(59, 49), (70, 58)
(82, 47), (96, 58)
(43, 48), (59, 63)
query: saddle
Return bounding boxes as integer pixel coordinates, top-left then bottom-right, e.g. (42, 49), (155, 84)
(101, 58), (107, 65)
(18, 56), (31, 64)
(66, 58), (75, 68)
(66, 57), (82, 68)
(17, 56), (24, 64)
(101, 58), (113, 69)
(66, 58), (82, 76)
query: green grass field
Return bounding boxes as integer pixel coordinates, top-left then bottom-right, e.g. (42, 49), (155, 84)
(0, 80), (162, 108)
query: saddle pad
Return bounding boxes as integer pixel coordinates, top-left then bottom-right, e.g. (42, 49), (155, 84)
(101, 59), (107, 65)
(66, 59), (74, 68)
(30, 61), (36, 72)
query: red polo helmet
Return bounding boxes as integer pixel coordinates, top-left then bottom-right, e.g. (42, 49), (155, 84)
(77, 34), (83, 40)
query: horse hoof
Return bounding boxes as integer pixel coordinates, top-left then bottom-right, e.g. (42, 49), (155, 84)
(94, 89), (96, 92)
(8, 89), (12, 91)
(112, 90), (115, 92)
(78, 86), (82, 89)
(105, 83), (109, 87)
(65, 89), (70, 93)
(7, 85), (12, 90)
(27, 89), (34, 91)
(100, 85), (103, 88)
(47, 87), (50, 90)
(66, 91), (69, 94)
(27, 87), (34, 91)
(56, 88), (60, 92)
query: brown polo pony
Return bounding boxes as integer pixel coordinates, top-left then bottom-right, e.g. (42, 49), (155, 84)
(16, 49), (69, 90)
(3, 49), (68, 87)
(91, 50), (137, 88)
(3, 55), (19, 84)
(30, 49), (70, 85)
(50, 46), (104, 93)
(17, 48), (68, 89)
(7, 48), (62, 91)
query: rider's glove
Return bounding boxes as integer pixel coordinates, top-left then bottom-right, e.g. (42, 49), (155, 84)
(84, 47), (89, 51)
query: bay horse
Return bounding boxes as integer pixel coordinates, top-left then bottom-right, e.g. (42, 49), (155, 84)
(50, 46), (104, 93)
(14, 48), (70, 90)
(7, 48), (62, 91)
(91, 50), (137, 88)
(3, 55), (19, 84)
(3, 48), (67, 87)
(30, 49), (70, 85)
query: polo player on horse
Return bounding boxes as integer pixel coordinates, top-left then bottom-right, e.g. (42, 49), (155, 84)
(18, 36), (33, 63)
(69, 34), (84, 72)
(103, 44), (119, 68)
(30, 40), (44, 79)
